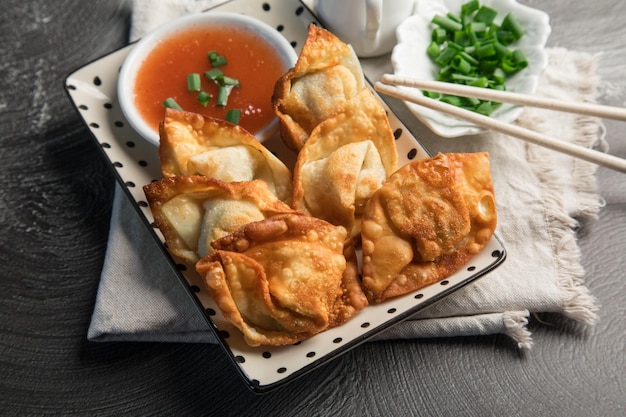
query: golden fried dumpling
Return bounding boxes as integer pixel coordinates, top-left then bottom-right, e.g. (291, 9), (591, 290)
(195, 213), (368, 346)
(272, 25), (365, 151)
(158, 109), (292, 204)
(360, 153), (498, 303)
(292, 88), (398, 237)
(143, 176), (295, 267)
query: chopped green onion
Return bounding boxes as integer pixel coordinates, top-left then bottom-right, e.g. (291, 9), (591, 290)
(208, 50), (227, 67)
(423, 90), (441, 99)
(425, 0), (528, 115)
(212, 55), (227, 67)
(501, 55), (517, 73)
(440, 95), (464, 106)
(205, 68), (224, 81)
(162, 97), (182, 110)
(197, 91), (212, 106)
(476, 42), (496, 58)
(454, 30), (469, 46)
(447, 41), (464, 51)
(497, 30), (517, 46)
(501, 13), (525, 39)
(466, 29), (478, 45)
(468, 76), (490, 88)
(160, 50), (245, 126)
(446, 12), (462, 23)
(501, 49), (527, 73)
(476, 101), (498, 115)
(478, 58), (498, 73)
(461, 0), (479, 16)
(219, 76), (240, 87)
(435, 46), (458, 66)
(436, 65), (454, 81)
(462, 96), (481, 107)
(459, 50), (479, 66)
(427, 41), (441, 60)
(432, 27), (447, 44)
(493, 42), (510, 58)
(491, 67), (505, 84)
(432, 14), (462, 32)
(451, 55), (473, 74)
(225, 109), (241, 124)
(467, 21), (487, 33)
(474, 6), (497, 23)
(512, 49), (528, 68)
(450, 73), (481, 83)
(216, 85), (231, 107)
(213, 75), (240, 107)
(186, 73), (201, 92)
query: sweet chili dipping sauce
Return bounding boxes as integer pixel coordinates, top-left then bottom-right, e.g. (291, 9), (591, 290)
(133, 25), (287, 135)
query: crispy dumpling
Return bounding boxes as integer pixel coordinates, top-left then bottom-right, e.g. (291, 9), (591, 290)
(272, 25), (365, 151)
(143, 176), (295, 267)
(158, 109), (292, 204)
(360, 153), (498, 303)
(195, 213), (368, 346)
(292, 88), (398, 237)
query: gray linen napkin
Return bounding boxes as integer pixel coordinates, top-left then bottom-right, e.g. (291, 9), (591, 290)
(87, 0), (603, 349)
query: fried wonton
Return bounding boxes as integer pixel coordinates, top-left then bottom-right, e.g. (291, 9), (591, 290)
(143, 176), (295, 267)
(292, 88), (398, 237)
(360, 153), (498, 303)
(158, 109), (292, 204)
(195, 213), (368, 346)
(272, 25), (365, 151)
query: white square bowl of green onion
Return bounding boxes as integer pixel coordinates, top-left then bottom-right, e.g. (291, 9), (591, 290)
(391, 0), (551, 137)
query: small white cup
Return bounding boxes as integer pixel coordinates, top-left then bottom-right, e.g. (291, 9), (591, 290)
(314, 0), (416, 57)
(117, 12), (297, 146)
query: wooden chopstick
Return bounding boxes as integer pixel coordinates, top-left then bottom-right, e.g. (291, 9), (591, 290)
(381, 74), (626, 121)
(374, 80), (626, 173)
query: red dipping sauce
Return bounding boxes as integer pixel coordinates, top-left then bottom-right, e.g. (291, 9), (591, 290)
(133, 25), (287, 135)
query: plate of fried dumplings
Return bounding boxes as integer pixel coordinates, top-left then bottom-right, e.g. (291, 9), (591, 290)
(65, 0), (505, 393)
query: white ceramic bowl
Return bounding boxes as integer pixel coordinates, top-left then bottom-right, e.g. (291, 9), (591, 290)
(118, 11), (298, 146)
(392, 0), (551, 138)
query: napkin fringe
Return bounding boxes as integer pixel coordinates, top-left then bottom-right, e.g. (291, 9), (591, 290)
(524, 50), (602, 328)
(526, 155), (600, 329)
(503, 310), (532, 350)
(523, 153), (600, 329)
(570, 68), (607, 220)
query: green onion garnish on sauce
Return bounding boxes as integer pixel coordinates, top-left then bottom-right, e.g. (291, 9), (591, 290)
(425, 0), (528, 116)
(219, 75), (240, 87)
(162, 97), (182, 110)
(207, 50), (227, 67)
(204, 68), (224, 81)
(197, 91), (212, 107)
(210, 68), (240, 107)
(161, 51), (242, 125)
(216, 85), (230, 107)
(186, 73), (201, 92)
(225, 109), (241, 124)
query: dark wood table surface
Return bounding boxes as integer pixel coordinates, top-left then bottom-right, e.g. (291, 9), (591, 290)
(1, 1), (624, 415)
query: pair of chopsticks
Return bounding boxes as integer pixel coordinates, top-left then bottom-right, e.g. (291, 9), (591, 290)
(374, 74), (626, 173)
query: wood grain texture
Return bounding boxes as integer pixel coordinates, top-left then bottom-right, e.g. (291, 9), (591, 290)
(0, 0), (624, 416)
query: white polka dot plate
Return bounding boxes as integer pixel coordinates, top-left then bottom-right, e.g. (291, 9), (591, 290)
(65, 0), (506, 393)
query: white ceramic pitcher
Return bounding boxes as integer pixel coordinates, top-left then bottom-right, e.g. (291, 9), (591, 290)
(314, 0), (416, 57)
